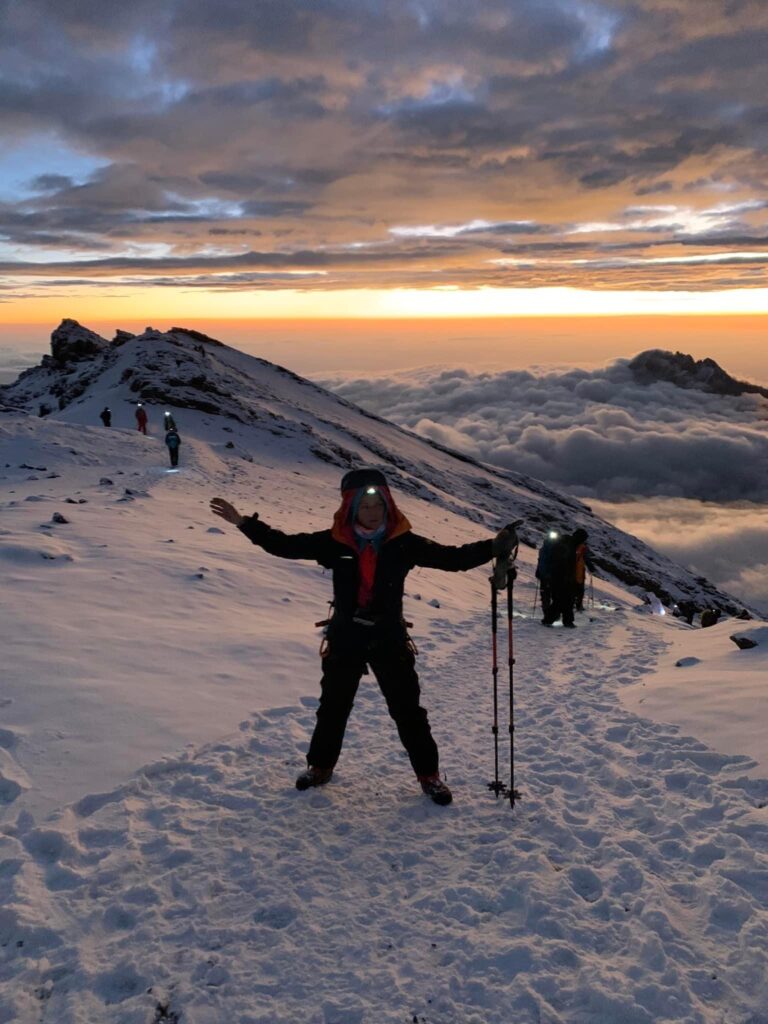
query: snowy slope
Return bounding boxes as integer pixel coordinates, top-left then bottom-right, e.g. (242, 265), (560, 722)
(1, 324), (767, 1024)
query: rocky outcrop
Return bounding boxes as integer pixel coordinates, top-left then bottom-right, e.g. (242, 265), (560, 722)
(730, 633), (759, 650)
(48, 319), (110, 367)
(629, 350), (768, 399)
(112, 330), (136, 346)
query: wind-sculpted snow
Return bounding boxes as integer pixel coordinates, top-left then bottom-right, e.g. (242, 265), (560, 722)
(1, 611), (766, 1023)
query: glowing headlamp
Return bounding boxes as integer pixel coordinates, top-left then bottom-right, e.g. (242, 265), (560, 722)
(365, 486), (378, 495)
(548, 530), (559, 540)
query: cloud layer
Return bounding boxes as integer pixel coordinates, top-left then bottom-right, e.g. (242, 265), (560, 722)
(322, 357), (768, 610)
(323, 359), (768, 501)
(591, 497), (768, 615)
(1, 1), (768, 297)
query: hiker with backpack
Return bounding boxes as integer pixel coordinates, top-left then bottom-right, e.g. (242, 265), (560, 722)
(210, 468), (517, 806)
(538, 530), (579, 628)
(535, 530), (560, 620)
(165, 428), (181, 467)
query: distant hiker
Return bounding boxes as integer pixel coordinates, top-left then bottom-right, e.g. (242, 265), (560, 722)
(539, 531), (578, 628)
(643, 592), (665, 616)
(135, 403), (148, 435)
(210, 467), (517, 806)
(673, 600), (697, 625)
(165, 428), (181, 467)
(535, 530), (560, 619)
(99, 406), (112, 427)
(163, 410), (177, 431)
(572, 528), (595, 612)
(700, 608), (721, 628)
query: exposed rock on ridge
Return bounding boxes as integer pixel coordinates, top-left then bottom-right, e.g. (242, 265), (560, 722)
(49, 319), (111, 367)
(629, 349), (768, 399)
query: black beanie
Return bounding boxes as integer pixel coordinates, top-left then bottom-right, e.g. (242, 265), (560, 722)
(340, 468), (388, 492)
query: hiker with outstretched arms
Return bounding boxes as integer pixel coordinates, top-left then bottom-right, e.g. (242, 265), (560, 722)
(211, 468), (517, 806)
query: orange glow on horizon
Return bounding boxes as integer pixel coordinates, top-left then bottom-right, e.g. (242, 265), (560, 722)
(2, 313), (767, 384)
(2, 284), (768, 325)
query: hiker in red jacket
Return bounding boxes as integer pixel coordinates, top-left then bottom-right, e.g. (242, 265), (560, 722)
(135, 403), (148, 435)
(211, 467), (516, 805)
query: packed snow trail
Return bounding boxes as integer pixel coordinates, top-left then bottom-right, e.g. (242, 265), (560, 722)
(1, 610), (766, 1024)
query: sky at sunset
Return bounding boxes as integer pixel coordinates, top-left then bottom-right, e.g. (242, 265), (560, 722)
(0, 0), (767, 334)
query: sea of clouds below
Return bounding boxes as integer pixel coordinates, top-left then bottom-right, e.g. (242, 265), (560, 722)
(320, 359), (768, 614)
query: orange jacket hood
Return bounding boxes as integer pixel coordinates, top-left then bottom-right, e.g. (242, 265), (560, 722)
(331, 483), (411, 550)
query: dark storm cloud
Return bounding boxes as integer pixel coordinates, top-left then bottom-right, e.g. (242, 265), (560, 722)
(239, 200), (314, 218)
(1, 0), (767, 291)
(181, 77), (330, 120)
(27, 174), (75, 192)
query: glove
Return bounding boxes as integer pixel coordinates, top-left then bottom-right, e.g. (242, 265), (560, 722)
(492, 528), (514, 557)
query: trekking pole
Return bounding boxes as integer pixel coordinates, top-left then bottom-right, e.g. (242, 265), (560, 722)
(507, 565), (522, 808)
(589, 572), (594, 609)
(531, 580), (539, 616)
(488, 574), (503, 798)
(488, 520), (524, 806)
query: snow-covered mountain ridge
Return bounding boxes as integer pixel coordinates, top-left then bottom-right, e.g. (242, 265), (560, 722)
(0, 319), (751, 617)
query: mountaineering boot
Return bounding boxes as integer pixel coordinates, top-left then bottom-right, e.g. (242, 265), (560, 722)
(295, 766), (334, 791)
(418, 774), (453, 806)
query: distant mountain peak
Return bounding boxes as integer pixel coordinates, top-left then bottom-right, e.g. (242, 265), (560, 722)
(628, 349), (768, 399)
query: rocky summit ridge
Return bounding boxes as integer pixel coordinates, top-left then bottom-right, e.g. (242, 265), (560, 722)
(628, 348), (768, 399)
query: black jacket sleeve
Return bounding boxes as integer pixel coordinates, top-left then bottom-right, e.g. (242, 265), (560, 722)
(238, 515), (330, 562)
(408, 534), (494, 572)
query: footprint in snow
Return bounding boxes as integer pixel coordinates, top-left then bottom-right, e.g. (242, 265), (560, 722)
(0, 773), (22, 804)
(567, 865), (603, 902)
(252, 901), (298, 929)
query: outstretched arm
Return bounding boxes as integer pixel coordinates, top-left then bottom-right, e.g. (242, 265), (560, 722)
(409, 523), (519, 573)
(410, 534), (494, 572)
(210, 497), (328, 561)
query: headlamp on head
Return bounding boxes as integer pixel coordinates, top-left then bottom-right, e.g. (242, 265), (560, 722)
(365, 486), (378, 495)
(548, 530), (559, 540)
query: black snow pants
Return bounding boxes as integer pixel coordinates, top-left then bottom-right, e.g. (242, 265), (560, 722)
(306, 620), (438, 777)
(542, 579), (575, 626)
